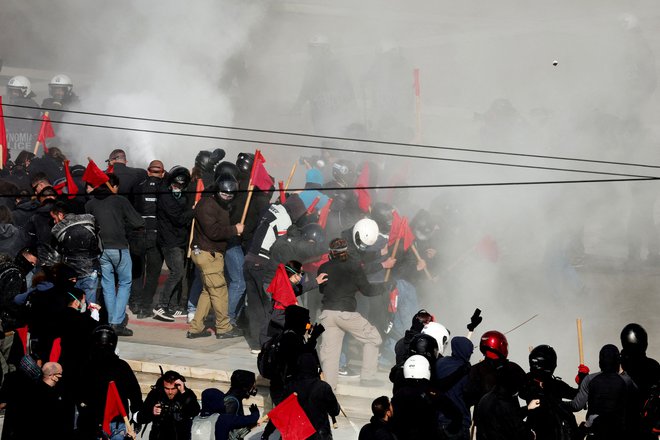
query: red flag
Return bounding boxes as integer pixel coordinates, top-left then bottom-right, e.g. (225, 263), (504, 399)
(251, 150), (273, 191)
(268, 393), (316, 440)
(388, 210), (403, 247)
(63, 160), (78, 199)
(16, 326), (28, 355)
(476, 235), (499, 262)
(354, 162), (371, 213)
(267, 264), (297, 310)
(194, 178), (204, 205)
(37, 113), (55, 154)
(103, 381), (128, 435)
(278, 180), (286, 203)
(400, 217), (415, 251)
(318, 198), (333, 229)
(305, 196), (320, 215)
(0, 96), (7, 167)
(82, 159), (109, 189)
(49, 337), (62, 362)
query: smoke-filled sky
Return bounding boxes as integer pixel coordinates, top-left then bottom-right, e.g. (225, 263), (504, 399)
(2, 0), (660, 379)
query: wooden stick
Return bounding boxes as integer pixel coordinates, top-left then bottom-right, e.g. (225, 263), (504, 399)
(122, 415), (136, 439)
(186, 219), (196, 258)
(33, 111), (49, 155)
(384, 238), (401, 282)
(577, 318), (584, 365)
(284, 162), (297, 191)
(410, 243), (432, 280)
(104, 181), (117, 194)
(240, 183), (254, 225)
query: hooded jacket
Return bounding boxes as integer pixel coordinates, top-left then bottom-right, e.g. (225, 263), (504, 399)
(196, 388), (259, 440)
(0, 224), (29, 258)
(85, 186), (145, 249)
(192, 194), (236, 253)
(157, 184), (194, 249)
(435, 336), (473, 429)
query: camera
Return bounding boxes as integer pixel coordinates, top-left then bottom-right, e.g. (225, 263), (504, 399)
(157, 400), (183, 421)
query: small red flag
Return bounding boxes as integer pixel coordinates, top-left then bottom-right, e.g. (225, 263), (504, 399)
(278, 180), (286, 203)
(388, 210), (403, 247)
(251, 150), (274, 191)
(103, 381), (128, 435)
(194, 178), (205, 205)
(37, 113), (55, 154)
(400, 217), (415, 251)
(476, 235), (499, 262)
(0, 97), (7, 166)
(268, 393), (316, 440)
(49, 337), (62, 362)
(354, 162), (371, 213)
(318, 198), (333, 229)
(63, 160), (78, 199)
(82, 159), (109, 189)
(266, 264), (297, 310)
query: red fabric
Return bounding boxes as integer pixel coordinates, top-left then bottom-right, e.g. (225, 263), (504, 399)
(0, 97), (7, 166)
(268, 393), (316, 440)
(354, 162), (371, 213)
(305, 196), (320, 215)
(318, 199), (332, 229)
(49, 337), (62, 362)
(105, 164), (114, 174)
(388, 211), (403, 247)
(251, 150), (273, 191)
(82, 159), (109, 188)
(476, 235), (499, 262)
(194, 178), (205, 205)
(400, 217), (415, 251)
(278, 180), (286, 203)
(63, 160), (78, 199)
(103, 381), (127, 435)
(37, 114), (55, 154)
(16, 326), (28, 355)
(267, 264), (297, 310)
(388, 287), (399, 313)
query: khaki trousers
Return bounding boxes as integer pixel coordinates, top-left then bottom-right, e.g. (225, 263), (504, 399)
(189, 251), (231, 334)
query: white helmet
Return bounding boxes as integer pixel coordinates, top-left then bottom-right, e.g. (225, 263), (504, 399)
(422, 322), (450, 356)
(353, 218), (379, 251)
(7, 76), (31, 98)
(49, 74), (73, 97)
(403, 355), (431, 380)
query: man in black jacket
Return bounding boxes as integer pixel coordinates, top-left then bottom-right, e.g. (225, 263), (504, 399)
(26, 185), (59, 268)
(318, 237), (391, 390)
(50, 201), (101, 305)
(105, 149), (147, 204)
(85, 174), (145, 336)
(359, 396), (397, 440)
(131, 160), (165, 319)
(138, 370), (200, 440)
(154, 166), (193, 321)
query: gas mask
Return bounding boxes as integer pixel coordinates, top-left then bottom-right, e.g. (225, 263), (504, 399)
(171, 187), (182, 199)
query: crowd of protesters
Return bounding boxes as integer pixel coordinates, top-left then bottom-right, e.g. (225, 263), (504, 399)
(0, 73), (658, 439)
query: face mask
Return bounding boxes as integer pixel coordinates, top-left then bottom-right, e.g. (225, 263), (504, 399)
(171, 187), (182, 199)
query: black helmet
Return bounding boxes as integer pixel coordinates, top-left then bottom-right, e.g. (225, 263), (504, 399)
(301, 223), (325, 244)
(236, 152), (254, 174)
(195, 150), (212, 172)
(166, 165), (191, 188)
(529, 345), (557, 376)
(411, 209), (436, 241)
(93, 325), (118, 351)
(216, 173), (238, 201)
(620, 323), (648, 354)
(331, 159), (356, 185)
(214, 161), (240, 182)
(408, 333), (439, 363)
(370, 202), (394, 233)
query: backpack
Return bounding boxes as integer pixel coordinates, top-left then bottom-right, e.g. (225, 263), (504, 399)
(223, 395), (251, 440)
(257, 330), (293, 380)
(191, 413), (220, 440)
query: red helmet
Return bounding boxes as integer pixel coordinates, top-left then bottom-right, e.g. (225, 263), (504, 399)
(480, 330), (508, 359)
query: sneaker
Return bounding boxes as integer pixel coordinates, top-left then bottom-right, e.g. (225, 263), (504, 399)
(153, 308), (175, 322)
(187, 330), (212, 339)
(112, 324), (133, 337)
(216, 327), (244, 339)
(360, 378), (384, 387)
(338, 366), (359, 378)
(172, 309), (187, 319)
(250, 349), (261, 355)
(187, 312), (195, 323)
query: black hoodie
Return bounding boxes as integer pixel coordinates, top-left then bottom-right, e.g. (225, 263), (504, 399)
(85, 186), (144, 249)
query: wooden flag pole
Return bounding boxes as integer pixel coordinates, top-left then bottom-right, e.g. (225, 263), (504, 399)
(284, 162), (297, 191)
(577, 318), (584, 365)
(122, 415), (136, 439)
(410, 243), (433, 280)
(384, 238), (401, 282)
(240, 183), (254, 225)
(33, 111), (48, 155)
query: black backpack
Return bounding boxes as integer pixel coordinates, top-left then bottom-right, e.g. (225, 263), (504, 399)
(257, 330), (292, 380)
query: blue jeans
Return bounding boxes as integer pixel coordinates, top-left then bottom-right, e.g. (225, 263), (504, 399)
(103, 420), (127, 440)
(75, 271), (99, 304)
(187, 265), (202, 314)
(100, 249), (132, 325)
(224, 245), (246, 326)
